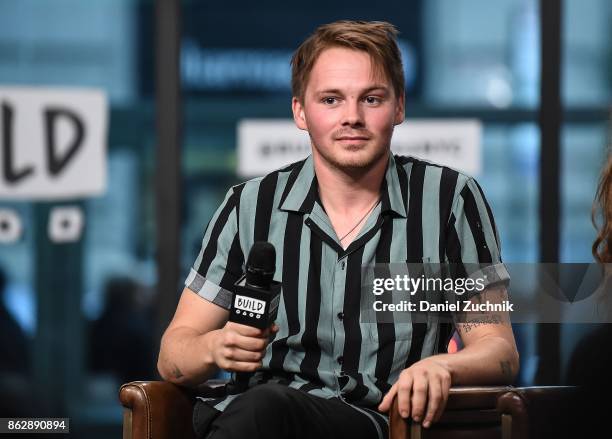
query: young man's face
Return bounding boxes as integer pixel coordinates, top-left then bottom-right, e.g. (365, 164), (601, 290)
(292, 47), (405, 173)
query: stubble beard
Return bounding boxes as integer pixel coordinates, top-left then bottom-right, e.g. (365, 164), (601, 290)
(311, 137), (390, 177)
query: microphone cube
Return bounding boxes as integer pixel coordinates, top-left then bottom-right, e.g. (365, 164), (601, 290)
(229, 275), (281, 329)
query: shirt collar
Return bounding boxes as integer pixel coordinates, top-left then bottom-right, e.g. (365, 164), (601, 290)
(278, 152), (407, 218)
(380, 152), (407, 218)
(278, 156), (318, 214)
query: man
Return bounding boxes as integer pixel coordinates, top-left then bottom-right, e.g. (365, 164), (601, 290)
(158, 20), (519, 439)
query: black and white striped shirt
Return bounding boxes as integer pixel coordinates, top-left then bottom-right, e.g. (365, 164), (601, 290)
(185, 152), (509, 431)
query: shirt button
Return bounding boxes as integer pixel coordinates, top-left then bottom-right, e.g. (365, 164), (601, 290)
(337, 356), (344, 365)
(337, 312), (344, 320)
(341, 261), (346, 270)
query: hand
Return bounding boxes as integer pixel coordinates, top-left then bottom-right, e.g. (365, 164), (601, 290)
(378, 357), (452, 428)
(210, 322), (279, 372)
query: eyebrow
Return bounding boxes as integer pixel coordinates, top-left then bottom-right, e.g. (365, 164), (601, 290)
(315, 85), (390, 95)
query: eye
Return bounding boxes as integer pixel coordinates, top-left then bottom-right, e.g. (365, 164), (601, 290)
(364, 96), (382, 105)
(322, 96), (339, 105)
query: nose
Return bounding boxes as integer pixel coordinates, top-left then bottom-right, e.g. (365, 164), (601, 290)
(341, 98), (364, 127)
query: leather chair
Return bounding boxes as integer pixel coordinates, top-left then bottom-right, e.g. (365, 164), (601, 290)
(119, 382), (576, 439)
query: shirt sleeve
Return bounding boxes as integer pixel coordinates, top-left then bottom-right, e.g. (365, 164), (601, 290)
(445, 177), (510, 290)
(185, 185), (245, 310)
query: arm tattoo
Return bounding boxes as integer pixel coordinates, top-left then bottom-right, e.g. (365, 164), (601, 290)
(500, 360), (513, 380)
(457, 314), (502, 334)
(172, 364), (184, 379)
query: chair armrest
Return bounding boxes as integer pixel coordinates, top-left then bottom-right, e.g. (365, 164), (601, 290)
(389, 386), (513, 439)
(119, 381), (198, 439)
(497, 386), (577, 439)
(389, 386), (576, 439)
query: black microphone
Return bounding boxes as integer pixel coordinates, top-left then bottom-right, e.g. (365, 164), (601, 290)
(227, 242), (281, 394)
(229, 241), (281, 329)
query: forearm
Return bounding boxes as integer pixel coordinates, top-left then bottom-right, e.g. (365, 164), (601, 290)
(157, 326), (220, 387)
(429, 335), (519, 386)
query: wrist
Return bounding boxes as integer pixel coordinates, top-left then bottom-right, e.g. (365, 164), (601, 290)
(428, 354), (456, 382)
(201, 329), (219, 368)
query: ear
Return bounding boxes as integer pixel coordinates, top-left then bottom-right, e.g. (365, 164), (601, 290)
(292, 97), (308, 131)
(393, 93), (405, 126)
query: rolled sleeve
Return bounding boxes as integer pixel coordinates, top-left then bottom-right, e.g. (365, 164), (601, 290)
(467, 262), (510, 291)
(185, 185), (245, 309)
(446, 177), (510, 294)
(185, 268), (233, 310)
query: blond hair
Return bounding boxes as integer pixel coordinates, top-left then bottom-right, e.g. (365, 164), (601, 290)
(290, 20), (405, 102)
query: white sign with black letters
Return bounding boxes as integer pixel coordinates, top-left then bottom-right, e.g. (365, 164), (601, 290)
(237, 119), (482, 177)
(0, 86), (107, 199)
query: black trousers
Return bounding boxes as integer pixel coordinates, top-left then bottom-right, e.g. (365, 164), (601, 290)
(193, 383), (387, 439)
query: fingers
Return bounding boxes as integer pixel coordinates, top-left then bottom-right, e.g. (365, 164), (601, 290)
(227, 322), (270, 338)
(215, 332), (265, 371)
(224, 344), (265, 362)
(410, 375), (428, 423)
(214, 347), (262, 371)
(422, 378), (442, 428)
(227, 332), (268, 352)
(434, 373), (451, 424)
(227, 322), (280, 339)
(397, 373), (413, 418)
(214, 322), (279, 372)
(381, 360), (452, 427)
(377, 383), (397, 412)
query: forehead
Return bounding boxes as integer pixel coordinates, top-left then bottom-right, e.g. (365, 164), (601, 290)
(306, 47), (390, 93)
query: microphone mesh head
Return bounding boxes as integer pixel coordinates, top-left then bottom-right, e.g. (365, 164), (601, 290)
(246, 241), (276, 288)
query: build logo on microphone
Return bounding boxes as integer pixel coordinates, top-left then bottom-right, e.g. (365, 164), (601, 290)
(233, 295), (265, 319)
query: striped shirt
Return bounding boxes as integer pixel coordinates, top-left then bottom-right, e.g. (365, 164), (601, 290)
(185, 152), (509, 433)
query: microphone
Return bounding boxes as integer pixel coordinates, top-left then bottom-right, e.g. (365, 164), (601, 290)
(227, 242), (281, 393)
(229, 241), (281, 329)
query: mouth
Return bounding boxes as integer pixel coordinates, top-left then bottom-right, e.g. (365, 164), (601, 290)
(335, 136), (370, 144)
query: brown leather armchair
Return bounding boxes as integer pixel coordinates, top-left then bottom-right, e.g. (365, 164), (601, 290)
(119, 382), (576, 439)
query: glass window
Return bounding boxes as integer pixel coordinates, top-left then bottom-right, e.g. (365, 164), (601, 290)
(423, 0), (540, 108)
(562, 0), (612, 106)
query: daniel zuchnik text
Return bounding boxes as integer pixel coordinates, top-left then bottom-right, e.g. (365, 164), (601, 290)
(372, 300), (514, 312)
(371, 275), (514, 312)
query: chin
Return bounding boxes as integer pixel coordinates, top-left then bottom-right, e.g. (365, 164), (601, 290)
(336, 148), (388, 171)
(336, 157), (376, 170)
(312, 138), (389, 173)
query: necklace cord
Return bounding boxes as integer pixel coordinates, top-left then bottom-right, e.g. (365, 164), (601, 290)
(338, 198), (381, 241)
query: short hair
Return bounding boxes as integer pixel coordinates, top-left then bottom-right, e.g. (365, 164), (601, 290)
(290, 20), (405, 102)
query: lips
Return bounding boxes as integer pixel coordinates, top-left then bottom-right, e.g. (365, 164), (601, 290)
(336, 136), (369, 141)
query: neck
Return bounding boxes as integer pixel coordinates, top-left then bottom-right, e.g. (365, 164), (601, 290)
(313, 152), (388, 215)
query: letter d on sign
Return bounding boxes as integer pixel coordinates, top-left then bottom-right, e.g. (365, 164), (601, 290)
(44, 108), (85, 177)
